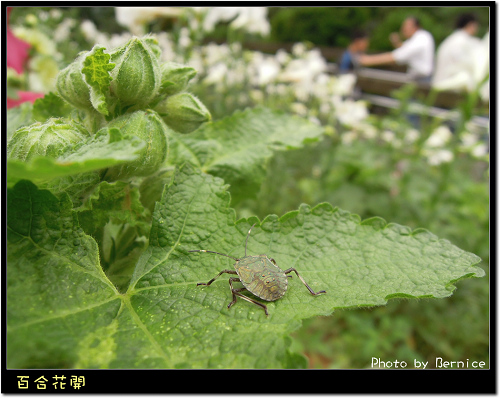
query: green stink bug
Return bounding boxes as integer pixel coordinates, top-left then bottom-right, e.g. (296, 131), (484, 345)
(189, 223), (326, 316)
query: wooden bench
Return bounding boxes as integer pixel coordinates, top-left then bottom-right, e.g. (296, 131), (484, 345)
(352, 67), (488, 131)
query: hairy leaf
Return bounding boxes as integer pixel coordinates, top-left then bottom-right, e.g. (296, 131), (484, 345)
(6, 102), (34, 139)
(32, 92), (73, 122)
(7, 128), (145, 186)
(82, 46), (115, 115)
(7, 165), (483, 369)
(167, 107), (325, 204)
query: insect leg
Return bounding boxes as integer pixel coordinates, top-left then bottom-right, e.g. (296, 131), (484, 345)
(228, 277), (269, 316)
(197, 270), (237, 286)
(283, 268), (326, 296)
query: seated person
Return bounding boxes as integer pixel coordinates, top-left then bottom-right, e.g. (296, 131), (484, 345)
(339, 30), (369, 73)
(357, 16), (435, 83)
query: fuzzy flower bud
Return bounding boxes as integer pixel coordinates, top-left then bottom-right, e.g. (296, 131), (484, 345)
(155, 92), (211, 134)
(56, 52), (94, 111)
(7, 118), (90, 161)
(109, 37), (161, 108)
(105, 110), (170, 180)
(159, 62), (197, 97)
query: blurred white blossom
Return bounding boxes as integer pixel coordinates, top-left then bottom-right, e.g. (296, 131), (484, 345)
(404, 128), (420, 144)
(424, 149), (454, 165)
(331, 73), (357, 97)
(178, 27), (192, 49)
(255, 57), (280, 85)
(332, 98), (368, 127)
(231, 7), (270, 35)
(341, 131), (358, 145)
(424, 126), (452, 148)
(115, 7), (182, 36)
(275, 48), (291, 65)
(196, 7), (269, 35)
(204, 62), (228, 85)
(381, 130), (395, 143)
(292, 42), (306, 57)
(358, 123), (378, 139)
(199, 7), (239, 32)
(279, 49), (327, 84)
(53, 18), (76, 43)
(291, 102), (308, 117)
(460, 132), (479, 148)
(472, 143), (488, 158)
(49, 9), (62, 19)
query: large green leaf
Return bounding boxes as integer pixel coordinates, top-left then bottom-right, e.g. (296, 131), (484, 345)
(7, 164), (483, 369)
(167, 107), (325, 204)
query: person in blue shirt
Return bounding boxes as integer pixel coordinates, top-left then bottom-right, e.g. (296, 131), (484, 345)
(339, 30), (370, 73)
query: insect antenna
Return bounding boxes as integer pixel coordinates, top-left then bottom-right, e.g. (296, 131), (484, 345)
(189, 250), (238, 261)
(245, 223), (257, 256)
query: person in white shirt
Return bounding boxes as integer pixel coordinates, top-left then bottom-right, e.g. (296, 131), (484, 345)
(357, 16), (435, 82)
(432, 14), (485, 92)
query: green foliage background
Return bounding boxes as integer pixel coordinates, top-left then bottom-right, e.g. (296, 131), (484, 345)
(268, 6), (490, 51)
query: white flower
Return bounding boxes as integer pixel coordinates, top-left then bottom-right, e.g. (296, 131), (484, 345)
(279, 59), (309, 83)
(255, 57), (280, 85)
(424, 126), (452, 148)
(472, 143), (488, 158)
(80, 20), (99, 41)
(39, 11), (49, 22)
(290, 102), (308, 117)
(202, 43), (231, 66)
(381, 130), (395, 143)
(292, 42), (306, 57)
(304, 49), (328, 75)
(53, 18), (76, 43)
(279, 52), (326, 85)
(311, 73), (332, 100)
(49, 9), (62, 19)
(358, 123), (377, 139)
(201, 7), (240, 32)
(178, 27), (191, 49)
(155, 32), (176, 62)
(230, 7), (270, 35)
(425, 149), (454, 165)
(319, 102), (331, 115)
(115, 7), (182, 35)
(460, 132), (479, 148)
(404, 128), (420, 144)
(341, 131), (358, 145)
(332, 97), (368, 127)
(275, 49), (290, 65)
(203, 62), (228, 85)
(198, 7), (270, 35)
(331, 73), (356, 97)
